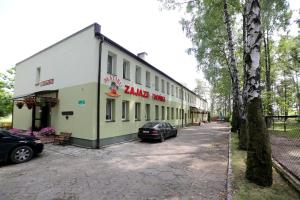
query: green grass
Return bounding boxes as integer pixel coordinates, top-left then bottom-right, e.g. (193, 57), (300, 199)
(231, 133), (300, 200)
(269, 120), (300, 139)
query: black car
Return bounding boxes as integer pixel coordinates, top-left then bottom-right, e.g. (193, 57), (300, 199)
(138, 122), (177, 142)
(0, 129), (44, 164)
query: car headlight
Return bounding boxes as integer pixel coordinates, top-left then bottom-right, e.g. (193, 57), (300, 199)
(34, 140), (42, 144)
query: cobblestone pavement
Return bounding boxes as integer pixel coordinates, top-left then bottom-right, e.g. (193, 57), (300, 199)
(0, 122), (230, 200)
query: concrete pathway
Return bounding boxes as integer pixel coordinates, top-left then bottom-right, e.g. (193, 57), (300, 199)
(0, 122), (230, 200)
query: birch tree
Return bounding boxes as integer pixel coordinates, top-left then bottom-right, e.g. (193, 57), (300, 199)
(244, 0), (272, 186)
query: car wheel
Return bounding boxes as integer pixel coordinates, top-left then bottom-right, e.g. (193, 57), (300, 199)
(10, 146), (33, 164)
(160, 133), (165, 142)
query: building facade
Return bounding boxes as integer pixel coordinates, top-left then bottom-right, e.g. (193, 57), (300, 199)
(13, 23), (208, 148)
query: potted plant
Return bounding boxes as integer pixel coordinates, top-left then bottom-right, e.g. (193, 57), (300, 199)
(16, 101), (24, 109)
(24, 97), (36, 109)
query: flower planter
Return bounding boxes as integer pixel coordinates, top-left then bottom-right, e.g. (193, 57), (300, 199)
(16, 102), (24, 109)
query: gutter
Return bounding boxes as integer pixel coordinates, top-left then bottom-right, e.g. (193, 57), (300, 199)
(94, 24), (103, 149)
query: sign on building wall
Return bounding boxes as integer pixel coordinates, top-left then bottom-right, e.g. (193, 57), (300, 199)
(104, 75), (122, 97)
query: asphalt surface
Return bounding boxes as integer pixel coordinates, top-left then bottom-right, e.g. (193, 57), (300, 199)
(0, 122), (230, 200)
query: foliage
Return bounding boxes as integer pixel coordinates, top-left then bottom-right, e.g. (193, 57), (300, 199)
(0, 67), (15, 117)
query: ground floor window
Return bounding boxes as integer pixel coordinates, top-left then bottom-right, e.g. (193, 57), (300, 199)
(122, 101), (129, 120)
(176, 108), (179, 119)
(155, 105), (159, 120)
(161, 106), (165, 120)
(167, 107), (170, 120)
(145, 104), (150, 121)
(106, 99), (115, 121)
(135, 102), (141, 121)
(171, 107), (174, 119)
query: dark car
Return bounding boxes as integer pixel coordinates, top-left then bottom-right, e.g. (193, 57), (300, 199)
(0, 129), (44, 164)
(138, 122), (177, 142)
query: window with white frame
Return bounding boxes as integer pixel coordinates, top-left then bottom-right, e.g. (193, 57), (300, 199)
(145, 104), (150, 121)
(167, 107), (170, 120)
(155, 76), (159, 91)
(106, 99), (115, 121)
(161, 106), (165, 120)
(146, 71), (151, 87)
(122, 101), (129, 120)
(155, 105), (159, 120)
(35, 67), (41, 85)
(123, 60), (130, 80)
(135, 66), (142, 84)
(135, 102), (141, 120)
(176, 108), (179, 119)
(171, 85), (174, 96)
(161, 79), (165, 93)
(176, 87), (178, 98)
(107, 53), (116, 75)
(167, 82), (170, 95)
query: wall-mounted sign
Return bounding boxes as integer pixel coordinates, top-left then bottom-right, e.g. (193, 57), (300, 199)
(40, 79), (54, 87)
(104, 75), (122, 97)
(124, 85), (166, 102)
(78, 99), (86, 107)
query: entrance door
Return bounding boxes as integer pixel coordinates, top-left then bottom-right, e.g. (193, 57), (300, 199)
(41, 105), (50, 128)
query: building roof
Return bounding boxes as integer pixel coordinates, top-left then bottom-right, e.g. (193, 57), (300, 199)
(16, 23), (207, 102)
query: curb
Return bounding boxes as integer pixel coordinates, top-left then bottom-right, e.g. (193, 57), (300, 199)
(272, 159), (300, 193)
(226, 131), (233, 200)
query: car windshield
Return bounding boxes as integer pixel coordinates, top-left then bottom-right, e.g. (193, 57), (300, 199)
(142, 122), (160, 128)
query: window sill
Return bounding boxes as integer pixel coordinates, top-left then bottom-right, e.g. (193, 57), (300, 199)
(135, 119), (141, 121)
(145, 119), (150, 121)
(107, 72), (117, 76)
(146, 85), (150, 88)
(135, 82), (142, 85)
(105, 120), (115, 122)
(123, 78), (131, 81)
(122, 119), (130, 122)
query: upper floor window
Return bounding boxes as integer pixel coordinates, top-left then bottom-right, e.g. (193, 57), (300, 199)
(35, 67), (41, 86)
(146, 71), (151, 87)
(161, 79), (165, 93)
(155, 76), (159, 91)
(135, 66), (142, 84)
(171, 85), (174, 96)
(167, 82), (170, 95)
(123, 60), (130, 80)
(176, 87), (178, 98)
(107, 53), (116, 75)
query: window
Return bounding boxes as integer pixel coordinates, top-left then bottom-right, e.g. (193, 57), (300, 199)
(176, 108), (179, 119)
(171, 85), (174, 96)
(161, 106), (165, 120)
(161, 79), (165, 93)
(35, 67), (41, 85)
(122, 101), (129, 120)
(107, 53), (116, 75)
(145, 104), (150, 121)
(135, 66), (142, 84)
(123, 60), (130, 80)
(146, 71), (151, 87)
(155, 76), (159, 91)
(155, 105), (159, 120)
(167, 82), (170, 95)
(167, 107), (170, 120)
(135, 102), (141, 120)
(171, 107), (174, 119)
(106, 99), (115, 121)
(176, 87), (178, 98)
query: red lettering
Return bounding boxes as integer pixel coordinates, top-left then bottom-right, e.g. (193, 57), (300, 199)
(124, 85), (130, 94)
(130, 87), (135, 95)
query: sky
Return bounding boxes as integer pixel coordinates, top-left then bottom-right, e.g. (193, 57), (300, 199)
(0, 0), (299, 91)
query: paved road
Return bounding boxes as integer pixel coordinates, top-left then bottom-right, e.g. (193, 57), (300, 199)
(0, 122), (230, 200)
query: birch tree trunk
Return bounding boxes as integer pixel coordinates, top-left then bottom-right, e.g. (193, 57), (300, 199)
(223, 0), (243, 133)
(245, 0), (272, 186)
(239, 3), (249, 150)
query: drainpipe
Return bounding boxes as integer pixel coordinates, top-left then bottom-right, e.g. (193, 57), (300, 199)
(181, 87), (184, 127)
(11, 99), (14, 128)
(95, 25), (103, 149)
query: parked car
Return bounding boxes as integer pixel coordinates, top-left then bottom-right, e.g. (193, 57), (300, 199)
(138, 122), (177, 142)
(0, 129), (44, 164)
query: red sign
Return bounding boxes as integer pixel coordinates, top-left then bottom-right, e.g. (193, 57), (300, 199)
(40, 79), (54, 87)
(124, 85), (165, 102)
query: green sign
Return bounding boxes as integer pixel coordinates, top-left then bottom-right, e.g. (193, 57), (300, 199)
(78, 99), (86, 107)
